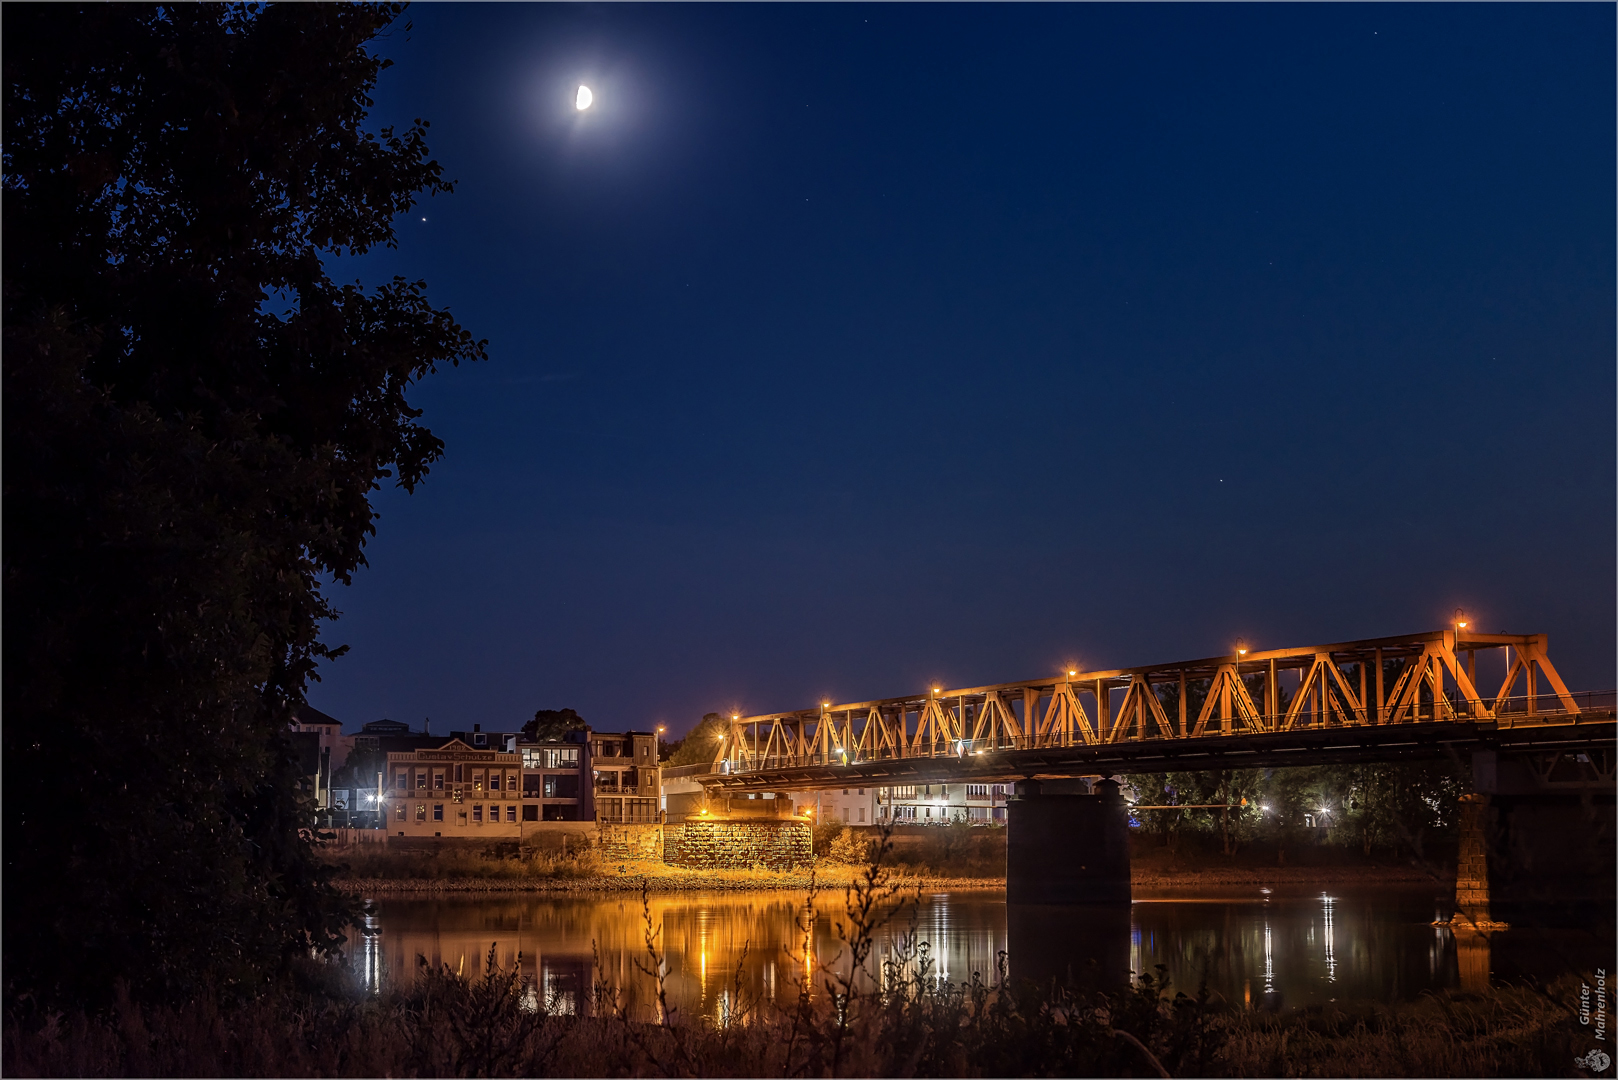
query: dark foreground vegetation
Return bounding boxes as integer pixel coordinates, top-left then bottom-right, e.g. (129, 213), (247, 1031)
(7, 833), (1598, 1079)
(4, 867), (1594, 1079)
(4, 2), (476, 1010)
(5, 963), (1591, 1078)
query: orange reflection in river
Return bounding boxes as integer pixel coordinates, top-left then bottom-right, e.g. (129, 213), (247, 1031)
(352, 890), (1009, 1023)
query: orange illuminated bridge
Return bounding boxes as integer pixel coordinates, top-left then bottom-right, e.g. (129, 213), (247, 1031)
(698, 627), (1616, 794)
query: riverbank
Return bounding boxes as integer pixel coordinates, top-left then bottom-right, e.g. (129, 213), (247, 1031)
(334, 858), (996, 895)
(331, 856), (1450, 895)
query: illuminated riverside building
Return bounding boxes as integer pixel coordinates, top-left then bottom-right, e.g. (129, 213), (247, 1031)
(586, 730), (661, 824)
(785, 782), (1012, 827)
(874, 782), (1010, 824)
(791, 786), (879, 825)
(379, 726), (661, 836)
(383, 737), (527, 837)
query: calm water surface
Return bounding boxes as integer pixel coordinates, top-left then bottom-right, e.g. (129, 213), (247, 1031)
(350, 884), (1511, 1020)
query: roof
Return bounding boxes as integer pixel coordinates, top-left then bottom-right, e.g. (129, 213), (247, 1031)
(297, 703), (341, 728)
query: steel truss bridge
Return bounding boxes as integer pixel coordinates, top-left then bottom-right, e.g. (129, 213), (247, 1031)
(703, 630), (1616, 794)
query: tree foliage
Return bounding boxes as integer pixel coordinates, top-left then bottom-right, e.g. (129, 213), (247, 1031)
(524, 708), (588, 742)
(2, 3), (483, 1006)
(666, 712), (728, 766)
(1124, 758), (1471, 863)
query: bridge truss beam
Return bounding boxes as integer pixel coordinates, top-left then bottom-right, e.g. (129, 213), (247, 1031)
(709, 629), (1611, 792)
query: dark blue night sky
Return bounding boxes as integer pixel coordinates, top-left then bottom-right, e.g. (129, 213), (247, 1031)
(310, 4), (1615, 737)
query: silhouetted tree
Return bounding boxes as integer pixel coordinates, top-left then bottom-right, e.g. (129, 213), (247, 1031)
(524, 708), (587, 742)
(3, 3), (483, 1007)
(667, 712), (728, 766)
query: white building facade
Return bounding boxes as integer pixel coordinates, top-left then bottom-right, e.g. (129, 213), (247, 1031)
(793, 786), (879, 826)
(875, 782), (1011, 825)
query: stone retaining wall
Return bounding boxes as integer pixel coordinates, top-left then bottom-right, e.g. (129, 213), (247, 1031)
(596, 822), (663, 861)
(665, 819), (811, 870)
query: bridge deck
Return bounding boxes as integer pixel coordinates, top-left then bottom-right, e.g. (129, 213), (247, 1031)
(700, 713), (1615, 792)
(708, 628), (1613, 793)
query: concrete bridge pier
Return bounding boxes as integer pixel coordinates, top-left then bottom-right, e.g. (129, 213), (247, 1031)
(1006, 777), (1131, 904)
(1005, 777), (1133, 989)
(1459, 749), (1616, 931)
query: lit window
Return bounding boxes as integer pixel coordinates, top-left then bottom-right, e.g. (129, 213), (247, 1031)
(416, 804), (426, 821)
(474, 773), (484, 791)
(434, 772), (445, 790)
(416, 772), (427, 790)
(396, 804), (406, 821)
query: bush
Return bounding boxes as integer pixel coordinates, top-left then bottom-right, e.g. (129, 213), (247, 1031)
(821, 828), (869, 865)
(811, 820), (847, 854)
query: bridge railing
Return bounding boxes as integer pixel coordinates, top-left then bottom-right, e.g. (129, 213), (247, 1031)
(660, 762), (716, 780)
(713, 690), (1616, 776)
(1493, 689), (1615, 723)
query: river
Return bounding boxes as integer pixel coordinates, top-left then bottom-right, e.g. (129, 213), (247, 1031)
(346, 882), (1553, 1020)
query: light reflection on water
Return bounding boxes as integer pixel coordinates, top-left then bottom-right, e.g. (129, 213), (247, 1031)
(347, 886), (1462, 1019)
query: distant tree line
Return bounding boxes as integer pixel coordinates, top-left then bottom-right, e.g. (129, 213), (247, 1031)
(1122, 758), (1472, 865)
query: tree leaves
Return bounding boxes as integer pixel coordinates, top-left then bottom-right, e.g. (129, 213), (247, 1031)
(3, 3), (483, 1006)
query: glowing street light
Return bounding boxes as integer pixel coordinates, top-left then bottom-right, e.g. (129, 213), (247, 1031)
(1236, 639), (1249, 657)
(1454, 608), (1469, 631)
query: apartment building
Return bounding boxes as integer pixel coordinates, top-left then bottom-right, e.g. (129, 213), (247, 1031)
(793, 786), (880, 826)
(292, 703), (355, 769)
(518, 732), (590, 821)
(876, 782), (1011, 825)
(383, 738), (527, 837)
(589, 730), (661, 824)
(375, 726), (663, 837)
